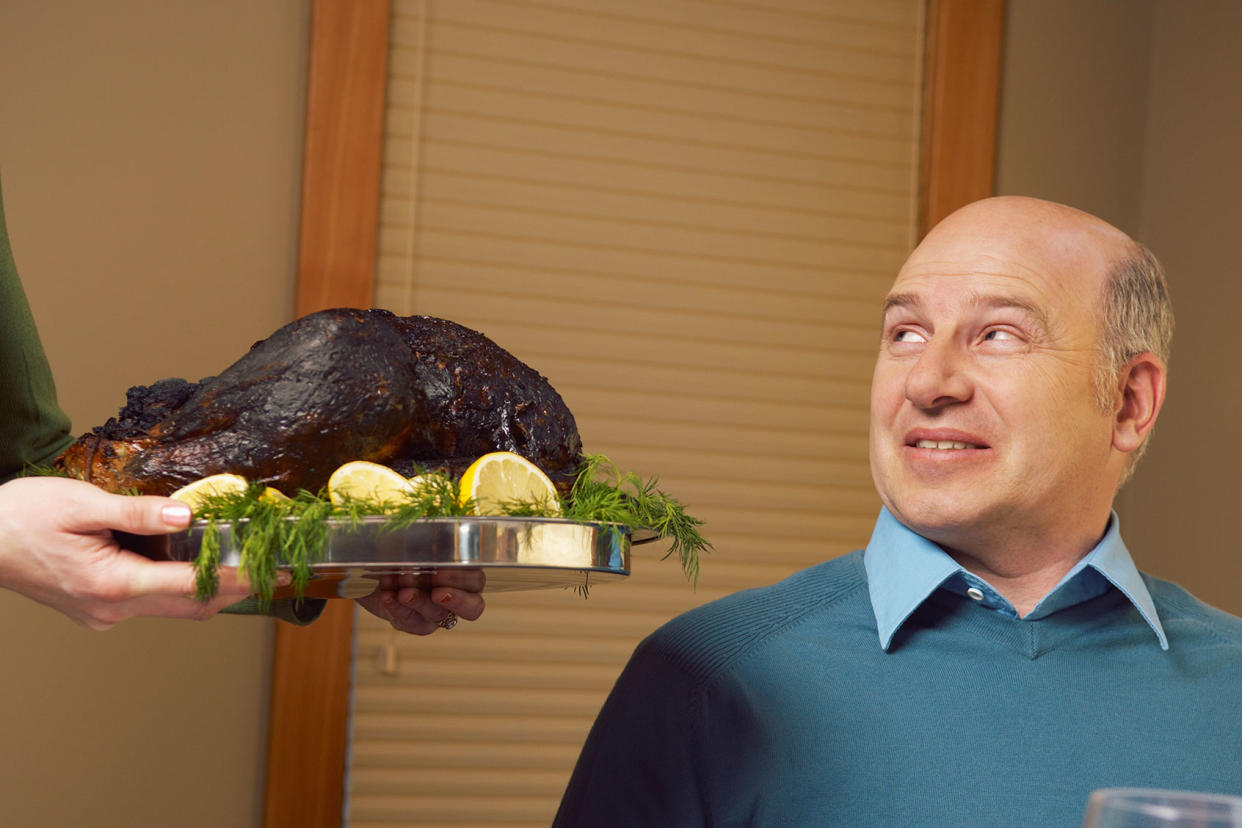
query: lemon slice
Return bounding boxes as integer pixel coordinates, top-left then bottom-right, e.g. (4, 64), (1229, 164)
(458, 451), (560, 516)
(260, 487), (290, 504)
(169, 473), (249, 511)
(327, 461), (417, 509)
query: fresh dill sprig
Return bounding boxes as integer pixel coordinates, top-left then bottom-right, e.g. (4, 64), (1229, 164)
(232, 486), (285, 608)
(173, 452), (710, 600)
(375, 474), (474, 530)
(495, 496), (562, 519)
(563, 454), (711, 585)
(188, 484), (286, 606)
(18, 463), (69, 478)
(282, 492), (332, 595)
(196, 519), (222, 601)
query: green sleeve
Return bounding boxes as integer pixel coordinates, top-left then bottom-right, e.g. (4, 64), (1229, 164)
(0, 177), (75, 481)
(221, 596), (328, 626)
(2, 180), (323, 625)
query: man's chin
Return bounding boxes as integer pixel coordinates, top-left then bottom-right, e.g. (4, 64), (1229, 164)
(881, 493), (995, 544)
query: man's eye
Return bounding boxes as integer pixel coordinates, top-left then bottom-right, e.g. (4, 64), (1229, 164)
(893, 329), (926, 344)
(984, 329), (1017, 341)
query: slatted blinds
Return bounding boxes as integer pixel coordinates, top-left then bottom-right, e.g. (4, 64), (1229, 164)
(347, 1), (924, 824)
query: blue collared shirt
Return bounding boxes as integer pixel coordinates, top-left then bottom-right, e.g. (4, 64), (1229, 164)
(863, 507), (1168, 651)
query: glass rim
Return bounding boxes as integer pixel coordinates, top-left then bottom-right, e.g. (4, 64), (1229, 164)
(1089, 788), (1242, 818)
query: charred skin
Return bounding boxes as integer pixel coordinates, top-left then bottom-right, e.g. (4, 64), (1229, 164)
(389, 315), (582, 485)
(56, 309), (583, 495)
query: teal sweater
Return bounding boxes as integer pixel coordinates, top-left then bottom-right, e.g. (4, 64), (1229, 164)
(554, 551), (1242, 826)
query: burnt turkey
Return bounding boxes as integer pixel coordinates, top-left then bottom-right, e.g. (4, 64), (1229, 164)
(55, 308), (583, 495)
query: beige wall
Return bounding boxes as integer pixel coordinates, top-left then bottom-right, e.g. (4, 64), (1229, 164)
(1128, 3), (1242, 615)
(0, 2), (307, 826)
(995, 0), (1153, 235)
(4, 1), (1235, 822)
(997, 0), (1242, 614)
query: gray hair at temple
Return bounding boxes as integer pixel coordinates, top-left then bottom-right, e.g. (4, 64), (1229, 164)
(1094, 241), (1175, 481)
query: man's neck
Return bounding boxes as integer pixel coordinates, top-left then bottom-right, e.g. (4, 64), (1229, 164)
(945, 551), (1080, 616)
(934, 521), (1112, 617)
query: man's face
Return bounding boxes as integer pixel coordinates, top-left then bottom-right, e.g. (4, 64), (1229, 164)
(869, 198), (1131, 555)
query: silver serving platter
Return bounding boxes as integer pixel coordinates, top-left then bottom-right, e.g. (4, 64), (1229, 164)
(127, 516), (653, 597)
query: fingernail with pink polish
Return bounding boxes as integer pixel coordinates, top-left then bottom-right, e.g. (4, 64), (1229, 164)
(161, 503), (192, 527)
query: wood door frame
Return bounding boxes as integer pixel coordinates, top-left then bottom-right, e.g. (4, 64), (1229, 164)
(262, 1), (389, 826)
(920, 0), (1007, 236)
(261, 1), (1005, 823)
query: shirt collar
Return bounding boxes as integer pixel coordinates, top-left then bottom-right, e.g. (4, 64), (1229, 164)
(863, 507), (1167, 652)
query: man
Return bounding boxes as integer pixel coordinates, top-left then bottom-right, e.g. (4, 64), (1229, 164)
(552, 197), (1242, 826)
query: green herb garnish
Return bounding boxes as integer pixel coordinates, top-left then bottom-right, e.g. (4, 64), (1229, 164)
(48, 454), (710, 602)
(563, 454), (710, 586)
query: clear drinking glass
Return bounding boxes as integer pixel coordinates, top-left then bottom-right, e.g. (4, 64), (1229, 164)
(1083, 788), (1242, 827)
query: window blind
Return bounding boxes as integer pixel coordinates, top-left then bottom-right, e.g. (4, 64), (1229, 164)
(347, 0), (925, 824)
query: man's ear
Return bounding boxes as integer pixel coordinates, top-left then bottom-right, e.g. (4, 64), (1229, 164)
(1113, 352), (1167, 453)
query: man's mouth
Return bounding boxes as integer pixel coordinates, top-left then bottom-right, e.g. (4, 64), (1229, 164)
(912, 439), (984, 450)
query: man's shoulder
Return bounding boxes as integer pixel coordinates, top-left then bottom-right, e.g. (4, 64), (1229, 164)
(1144, 573), (1242, 644)
(637, 551), (872, 684)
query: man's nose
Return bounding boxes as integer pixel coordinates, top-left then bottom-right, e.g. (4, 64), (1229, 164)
(904, 339), (972, 409)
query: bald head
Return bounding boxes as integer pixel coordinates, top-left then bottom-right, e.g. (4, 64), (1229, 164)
(914, 197), (1139, 301)
(901, 195), (1173, 479)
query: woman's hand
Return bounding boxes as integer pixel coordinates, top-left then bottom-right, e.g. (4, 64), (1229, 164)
(356, 569), (486, 634)
(0, 476), (255, 629)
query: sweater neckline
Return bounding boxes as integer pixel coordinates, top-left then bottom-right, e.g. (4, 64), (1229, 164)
(861, 508), (1167, 652)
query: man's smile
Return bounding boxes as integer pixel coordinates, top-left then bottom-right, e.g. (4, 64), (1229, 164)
(903, 429), (990, 453)
(913, 439), (983, 450)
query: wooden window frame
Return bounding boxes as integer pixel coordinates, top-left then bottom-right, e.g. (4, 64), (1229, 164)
(261, 1), (1004, 824)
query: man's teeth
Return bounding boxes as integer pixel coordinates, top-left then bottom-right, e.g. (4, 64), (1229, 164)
(915, 440), (978, 450)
